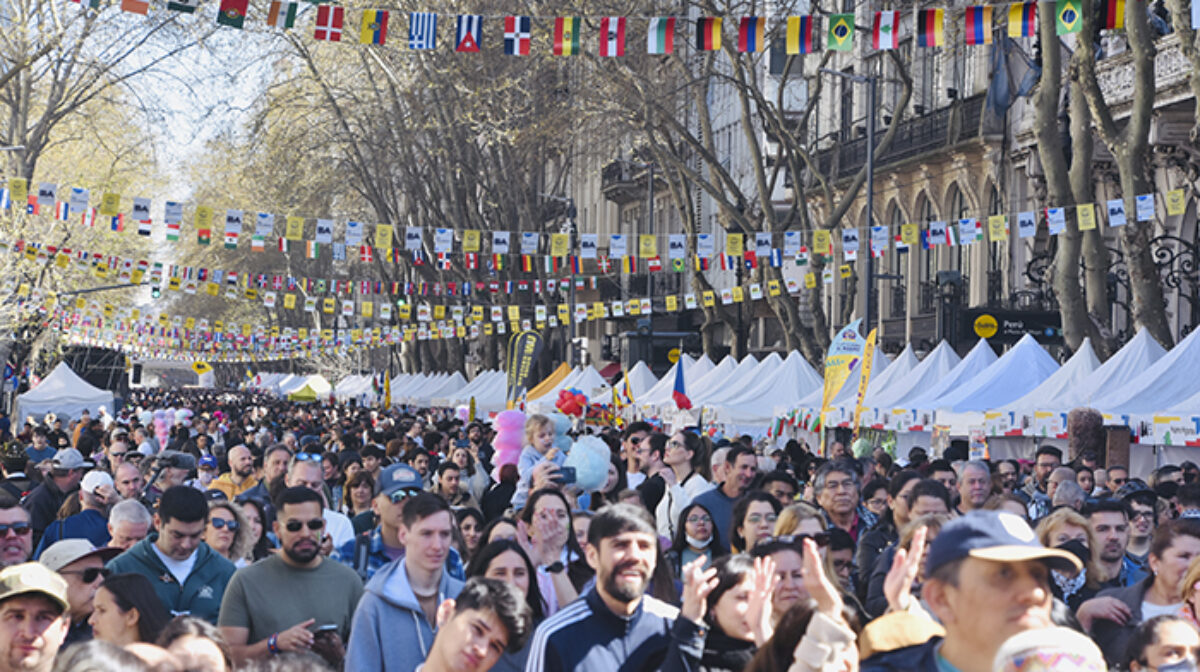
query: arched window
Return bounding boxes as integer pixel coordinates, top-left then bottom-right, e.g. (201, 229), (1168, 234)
(947, 185), (968, 274)
(918, 194), (937, 286)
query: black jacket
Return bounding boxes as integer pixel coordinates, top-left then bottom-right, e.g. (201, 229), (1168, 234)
(856, 519), (898, 602)
(697, 626), (755, 672)
(1091, 575), (1155, 666)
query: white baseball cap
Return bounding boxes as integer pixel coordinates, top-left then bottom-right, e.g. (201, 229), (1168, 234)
(80, 470), (113, 495)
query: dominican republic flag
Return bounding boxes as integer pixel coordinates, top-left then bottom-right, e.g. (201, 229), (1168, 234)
(873, 11), (899, 49)
(504, 16), (530, 55)
(672, 360), (692, 410)
(599, 16), (625, 56)
(409, 12), (437, 50)
(456, 14), (481, 52)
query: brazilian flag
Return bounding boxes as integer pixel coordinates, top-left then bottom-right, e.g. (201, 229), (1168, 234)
(670, 257), (686, 272)
(1056, 0), (1082, 33)
(827, 14), (854, 51)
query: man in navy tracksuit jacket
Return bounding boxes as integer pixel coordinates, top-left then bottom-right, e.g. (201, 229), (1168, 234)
(524, 502), (709, 672)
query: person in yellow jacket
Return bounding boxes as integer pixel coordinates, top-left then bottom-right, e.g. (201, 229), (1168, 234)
(208, 445), (259, 500)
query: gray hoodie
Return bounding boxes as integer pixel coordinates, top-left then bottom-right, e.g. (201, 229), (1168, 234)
(344, 556), (464, 672)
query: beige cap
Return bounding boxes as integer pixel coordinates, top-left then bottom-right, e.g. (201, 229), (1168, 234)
(0, 563), (69, 613)
(38, 539), (121, 573)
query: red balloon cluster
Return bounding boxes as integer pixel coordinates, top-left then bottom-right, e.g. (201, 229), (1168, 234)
(555, 388), (588, 417)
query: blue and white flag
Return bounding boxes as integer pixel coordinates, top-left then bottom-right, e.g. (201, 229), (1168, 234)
(409, 12), (437, 50)
(455, 14), (481, 52)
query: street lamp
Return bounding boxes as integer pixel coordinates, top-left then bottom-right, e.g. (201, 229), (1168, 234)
(819, 69), (878, 333)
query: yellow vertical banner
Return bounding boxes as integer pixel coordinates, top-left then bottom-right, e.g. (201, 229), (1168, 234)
(462, 229), (481, 253)
(820, 319), (869, 452)
(638, 234), (658, 258)
(99, 192), (121, 216)
(7, 179), (28, 205)
(195, 206), (214, 231)
(851, 328), (877, 439)
(1077, 203), (1097, 231)
(987, 215), (1009, 241)
(804, 272), (816, 288)
(285, 216), (305, 240)
(900, 224), (919, 246)
(665, 295), (678, 311)
(812, 230), (832, 256)
(550, 233), (570, 257)
(375, 224), (394, 250)
(725, 233), (744, 257)
(1166, 189), (1186, 216)
(283, 294), (296, 309)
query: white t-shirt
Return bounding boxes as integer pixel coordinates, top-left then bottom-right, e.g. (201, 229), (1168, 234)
(151, 543), (198, 586)
(627, 472), (646, 489)
(1142, 600), (1183, 620)
(324, 508), (355, 548)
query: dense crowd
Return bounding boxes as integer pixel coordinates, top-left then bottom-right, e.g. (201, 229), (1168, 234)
(0, 388), (1197, 671)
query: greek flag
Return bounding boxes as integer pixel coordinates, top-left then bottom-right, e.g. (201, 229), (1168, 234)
(409, 12), (437, 50)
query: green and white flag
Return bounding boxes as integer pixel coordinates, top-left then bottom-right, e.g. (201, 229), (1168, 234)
(166, 0), (197, 12)
(267, 0), (298, 28)
(647, 17), (675, 54)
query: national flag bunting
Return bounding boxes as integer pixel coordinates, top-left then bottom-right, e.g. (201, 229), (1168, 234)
(166, 0), (197, 13)
(216, 0), (247, 28)
(1008, 2), (1037, 37)
(672, 360), (692, 410)
(360, 9), (389, 45)
(873, 11), (899, 50)
(455, 14), (481, 52)
(314, 5), (344, 41)
(916, 9), (945, 47)
(1100, 0), (1124, 29)
(409, 12), (437, 49)
(696, 17), (721, 50)
(647, 17), (675, 54)
(121, 0), (149, 15)
(554, 17), (580, 55)
(786, 16), (815, 54)
(504, 16), (531, 55)
(599, 16), (625, 57)
(266, 0), (297, 28)
(1056, 0), (1081, 33)
(827, 14), (854, 51)
(738, 16), (766, 52)
(964, 6), (993, 44)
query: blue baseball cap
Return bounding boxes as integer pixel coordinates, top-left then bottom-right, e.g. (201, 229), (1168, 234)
(378, 463), (423, 497)
(198, 456), (219, 470)
(925, 511), (1082, 574)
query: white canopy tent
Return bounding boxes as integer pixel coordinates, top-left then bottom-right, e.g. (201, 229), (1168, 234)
(278, 374), (332, 398)
(824, 344), (917, 422)
(1001, 338), (1102, 416)
(588, 361), (661, 405)
(406, 372), (467, 406)
(689, 353), (781, 410)
(14, 363), (115, 425)
(638, 355), (716, 409)
(797, 341), (892, 411)
(1092, 326), (1200, 415)
(683, 355), (740, 405)
(901, 339), (999, 411)
(868, 341), (962, 413)
(719, 351), (824, 427)
(932, 335), (1061, 434)
(433, 370), (504, 408)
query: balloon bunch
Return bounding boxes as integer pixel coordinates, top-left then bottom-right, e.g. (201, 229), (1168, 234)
(554, 388), (588, 417)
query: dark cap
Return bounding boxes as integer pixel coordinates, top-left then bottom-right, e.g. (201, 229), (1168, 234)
(925, 511), (1082, 575)
(377, 463), (423, 497)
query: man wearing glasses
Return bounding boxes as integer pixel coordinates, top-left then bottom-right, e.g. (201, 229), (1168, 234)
(38, 539), (120, 644)
(1120, 482), (1158, 574)
(336, 464), (465, 582)
(219, 487), (364, 666)
(0, 495), (33, 569)
(814, 460), (877, 543)
(285, 454), (355, 550)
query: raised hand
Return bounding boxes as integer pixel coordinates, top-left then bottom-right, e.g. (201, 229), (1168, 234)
(679, 556), (719, 625)
(883, 525), (927, 613)
(801, 538), (844, 618)
(746, 554), (780, 645)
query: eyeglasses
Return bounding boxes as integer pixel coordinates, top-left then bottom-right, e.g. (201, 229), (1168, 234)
(284, 519), (326, 532)
(0, 523), (31, 536)
(388, 487), (423, 503)
(686, 514), (712, 524)
(757, 532), (831, 549)
(1111, 478), (1129, 485)
(210, 518), (239, 531)
(59, 567), (110, 583)
(667, 439), (687, 449)
(1131, 511), (1155, 521)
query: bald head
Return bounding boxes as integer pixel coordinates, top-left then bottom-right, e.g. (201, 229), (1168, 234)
(228, 444), (254, 478)
(1047, 466), (1076, 500)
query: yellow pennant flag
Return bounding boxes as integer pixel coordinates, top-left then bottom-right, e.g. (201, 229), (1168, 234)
(462, 230), (481, 253)
(361, 301), (373, 318)
(812, 230), (832, 256)
(638, 234), (658, 258)
(665, 295), (678, 311)
(900, 224), (920, 246)
(322, 298), (335, 314)
(725, 233), (744, 257)
(550, 233), (570, 257)
(731, 286), (744, 303)
(987, 215), (1009, 241)
(7, 179), (28, 205)
(768, 279), (782, 296)
(283, 293), (296, 309)
(195, 205), (214, 231)
(1166, 189), (1187, 216)
(804, 272), (816, 288)
(285, 216), (305, 241)
(839, 264), (852, 278)
(1077, 203), (1097, 230)
(375, 224), (394, 250)
(99, 192), (121, 216)
(702, 291), (716, 307)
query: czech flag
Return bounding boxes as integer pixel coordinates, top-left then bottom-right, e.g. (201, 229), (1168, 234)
(672, 360), (692, 410)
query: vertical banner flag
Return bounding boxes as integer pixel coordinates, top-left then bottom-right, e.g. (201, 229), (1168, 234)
(873, 11), (899, 49)
(672, 357), (692, 409)
(504, 16), (531, 55)
(738, 16), (766, 52)
(1056, 0), (1081, 33)
(696, 17), (721, 50)
(828, 14), (854, 50)
(820, 319), (868, 445)
(409, 12), (437, 49)
(965, 6), (993, 44)
(360, 9), (389, 45)
(554, 16), (581, 55)
(786, 15), (816, 53)
(505, 330), (544, 407)
(1077, 203), (1097, 230)
(1017, 211), (1038, 237)
(1009, 2), (1037, 37)
(917, 9), (945, 47)
(600, 16), (626, 56)
(1100, 0), (1124, 28)
(266, 0), (297, 28)
(647, 16), (675, 54)
(216, 0), (247, 28)
(1106, 199), (1127, 227)
(314, 5), (344, 40)
(851, 328), (878, 439)
(987, 215), (1009, 241)
(455, 14), (481, 51)
(167, 0), (198, 13)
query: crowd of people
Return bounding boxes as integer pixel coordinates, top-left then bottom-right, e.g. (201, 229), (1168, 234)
(0, 388), (1198, 671)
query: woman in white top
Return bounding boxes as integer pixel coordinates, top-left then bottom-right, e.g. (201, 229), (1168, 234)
(656, 430), (715, 540)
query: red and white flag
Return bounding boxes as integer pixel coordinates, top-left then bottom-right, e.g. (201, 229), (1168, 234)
(314, 5), (344, 41)
(873, 11), (900, 49)
(599, 16), (625, 56)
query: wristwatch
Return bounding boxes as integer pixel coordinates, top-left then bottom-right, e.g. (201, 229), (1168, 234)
(543, 561), (565, 574)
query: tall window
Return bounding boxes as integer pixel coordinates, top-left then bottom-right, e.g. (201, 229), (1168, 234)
(987, 184), (1002, 272)
(839, 69), (855, 142)
(948, 185), (967, 274)
(918, 195), (936, 286)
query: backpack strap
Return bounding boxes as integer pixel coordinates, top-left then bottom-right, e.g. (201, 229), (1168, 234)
(353, 531), (371, 582)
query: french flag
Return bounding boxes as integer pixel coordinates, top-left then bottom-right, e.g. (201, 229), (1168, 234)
(55, 202), (70, 221)
(672, 360), (692, 410)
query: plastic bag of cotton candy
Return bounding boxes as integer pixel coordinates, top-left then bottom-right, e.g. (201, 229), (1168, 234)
(563, 435), (611, 492)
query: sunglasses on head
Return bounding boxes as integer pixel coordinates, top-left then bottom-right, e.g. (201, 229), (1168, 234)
(0, 523), (31, 536)
(757, 532), (831, 549)
(60, 567), (111, 583)
(210, 518), (239, 531)
(388, 487), (423, 503)
(294, 453), (321, 462)
(285, 519), (325, 532)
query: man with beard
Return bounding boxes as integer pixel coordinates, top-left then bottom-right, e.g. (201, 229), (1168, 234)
(345, 493), (463, 672)
(525, 503), (715, 672)
(219, 487), (363, 666)
(692, 445), (759, 554)
(208, 445), (259, 500)
(996, 459), (1020, 494)
(112, 462), (145, 502)
(1087, 499), (1148, 588)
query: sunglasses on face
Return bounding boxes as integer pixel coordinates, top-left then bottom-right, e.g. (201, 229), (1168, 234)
(0, 523), (31, 536)
(757, 532), (831, 549)
(210, 518), (239, 531)
(60, 567), (111, 583)
(388, 488), (423, 503)
(285, 519), (325, 532)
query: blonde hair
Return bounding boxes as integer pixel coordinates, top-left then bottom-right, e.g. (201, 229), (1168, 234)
(1180, 554), (1200, 604)
(1035, 507), (1102, 587)
(207, 500), (252, 562)
(900, 513), (953, 550)
(524, 414), (553, 448)
(774, 501), (823, 536)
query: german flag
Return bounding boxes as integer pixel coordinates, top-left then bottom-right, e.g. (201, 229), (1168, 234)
(695, 17), (721, 50)
(1100, 0), (1124, 28)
